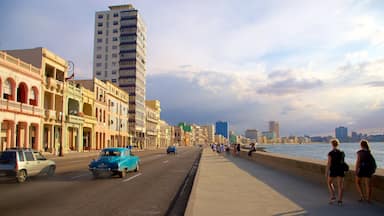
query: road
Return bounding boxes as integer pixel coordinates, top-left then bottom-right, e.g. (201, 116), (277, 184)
(0, 146), (202, 216)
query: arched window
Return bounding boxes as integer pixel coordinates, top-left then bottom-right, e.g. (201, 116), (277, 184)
(29, 86), (39, 106)
(17, 82), (28, 104)
(3, 78), (15, 100)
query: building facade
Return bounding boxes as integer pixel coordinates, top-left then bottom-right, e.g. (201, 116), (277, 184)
(145, 100), (160, 149)
(335, 126), (348, 142)
(0, 51), (43, 151)
(93, 4), (147, 147)
(6, 48), (68, 155)
(245, 129), (259, 141)
(269, 121), (280, 139)
(215, 121), (228, 139)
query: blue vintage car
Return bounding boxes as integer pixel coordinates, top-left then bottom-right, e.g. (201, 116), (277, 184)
(166, 146), (177, 154)
(88, 147), (140, 178)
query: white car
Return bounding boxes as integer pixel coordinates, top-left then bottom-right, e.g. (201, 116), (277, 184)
(0, 148), (56, 183)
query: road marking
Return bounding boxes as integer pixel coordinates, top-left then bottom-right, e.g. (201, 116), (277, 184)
(122, 173), (142, 182)
(71, 173), (90, 180)
(163, 160), (169, 163)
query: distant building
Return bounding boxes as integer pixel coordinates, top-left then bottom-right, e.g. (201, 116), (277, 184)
(202, 125), (215, 144)
(215, 121), (228, 139)
(269, 121), (280, 138)
(335, 126), (348, 142)
(245, 129), (258, 140)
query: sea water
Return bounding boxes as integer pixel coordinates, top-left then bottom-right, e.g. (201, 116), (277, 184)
(259, 142), (384, 168)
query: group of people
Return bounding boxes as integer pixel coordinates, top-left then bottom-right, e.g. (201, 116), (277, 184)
(210, 143), (227, 153)
(326, 139), (377, 205)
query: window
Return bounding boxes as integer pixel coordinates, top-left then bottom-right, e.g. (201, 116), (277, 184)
(18, 152), (24, 162)
(113, 21), (118, 25)
(112, 70), (117, 75)
(113, 13), (119, 17)
(112, 45), (118, 50)
(112, 79), (117, 83)
(25, 152), (34, 161)
(96, 63), (102, 67)
(112, 62), (117, 67)
(113, 37), (118, 42)
(98, 15), (104, 19)
(97, 46), (102, 51)
(96, 71), (101, 76)
(113, 29), (118, 33)
(98, 31), (103, 35)
(96, 54), (102, 59)
(97, 22), (103, 27)
(112, 53), (118, 58)
(97, 38), (102, 43)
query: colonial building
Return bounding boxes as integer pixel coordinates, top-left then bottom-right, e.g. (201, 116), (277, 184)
(145, 100), (160, 149)
(0, 51), (43, 151)
(6, 48), (68, 155)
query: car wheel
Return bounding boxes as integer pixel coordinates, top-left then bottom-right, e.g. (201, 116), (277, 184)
(134, 162), (140, 172)
(119, 169), (127, 178)
(17, 170), (27, 183)
(47, 165), (55, 177)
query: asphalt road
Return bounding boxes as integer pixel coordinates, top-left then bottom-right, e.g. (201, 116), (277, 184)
(0, 146), (202, 216)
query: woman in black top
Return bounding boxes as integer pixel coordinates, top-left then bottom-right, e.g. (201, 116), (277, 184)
(326, 139), (345, 205)
(355, 140), (376, 202)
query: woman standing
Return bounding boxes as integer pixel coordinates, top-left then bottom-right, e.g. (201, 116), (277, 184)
(326, 139), (345, 205)
(355, 140), (377, 203)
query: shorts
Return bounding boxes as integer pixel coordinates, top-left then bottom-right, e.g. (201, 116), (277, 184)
(329, 168), (345, 177)
(357, 169), (373, 178)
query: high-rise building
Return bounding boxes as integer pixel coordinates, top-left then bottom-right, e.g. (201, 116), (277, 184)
(215, 121), (228, 139)
(269, 121), (280, 138)
(93, 4), (147, 146)
(335, 126), (348, 142)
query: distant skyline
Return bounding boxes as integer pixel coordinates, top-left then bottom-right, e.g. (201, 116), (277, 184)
(1, 0), (384, 136)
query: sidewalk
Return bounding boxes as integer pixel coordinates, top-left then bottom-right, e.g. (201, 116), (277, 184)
(185, 148), (383, 216)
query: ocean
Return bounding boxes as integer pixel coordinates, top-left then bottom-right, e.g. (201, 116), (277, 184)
(259, 142), (384, 168)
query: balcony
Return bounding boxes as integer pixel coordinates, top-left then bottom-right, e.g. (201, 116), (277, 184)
(67, 114), (84, 124)
(45, 109), (56, 121)
(46, 77), (56, 90)
(0, 99), (43, 116)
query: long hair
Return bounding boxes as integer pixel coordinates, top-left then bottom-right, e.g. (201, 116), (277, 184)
(360, 139), (370, 151)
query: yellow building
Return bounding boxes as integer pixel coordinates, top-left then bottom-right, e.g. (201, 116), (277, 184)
(145, 100), (160, 149)
(6, 48), (68, 155)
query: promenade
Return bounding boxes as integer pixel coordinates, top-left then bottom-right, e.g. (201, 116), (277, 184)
(185, 148), (384, 216)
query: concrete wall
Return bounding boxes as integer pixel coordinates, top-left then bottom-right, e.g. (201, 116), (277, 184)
(239, 150), (384, 203)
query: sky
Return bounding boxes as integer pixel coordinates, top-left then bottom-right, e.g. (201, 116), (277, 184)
(1, 0), (384, 136)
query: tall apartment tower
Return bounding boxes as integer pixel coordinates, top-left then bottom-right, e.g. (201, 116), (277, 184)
(335, 126), (348, 142)
(269, 121), (280, 138)
(93, 4), (147, 146)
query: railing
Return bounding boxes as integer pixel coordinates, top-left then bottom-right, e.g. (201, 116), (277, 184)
(0, 51), (41, 76)
(67, 114), (84, 124)
(45, 109), (56, 120)
(0, 99), (43, 116)
(46, 77), (56, 89)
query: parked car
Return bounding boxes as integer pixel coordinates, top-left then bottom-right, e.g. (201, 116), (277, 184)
(166, 146), (177, 154)
(88, 147), (140, 178)
(0, 148), (56, 183)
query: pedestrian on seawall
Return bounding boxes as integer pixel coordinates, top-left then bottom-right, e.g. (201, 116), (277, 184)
(326, 139), (345, 205)
(355, 139), (377, 203)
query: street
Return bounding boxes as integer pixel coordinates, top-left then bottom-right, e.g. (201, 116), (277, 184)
(0, 147), (202, 216)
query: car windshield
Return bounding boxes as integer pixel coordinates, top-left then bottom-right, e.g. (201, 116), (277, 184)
(100, 150), (121, 157)
(0, 152), (16, 164)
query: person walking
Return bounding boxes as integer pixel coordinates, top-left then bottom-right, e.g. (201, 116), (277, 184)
(236, 144), (241, 155)
(326, 139), (346, 205)
(248, 143), (256, 156)
(355, 139), (377, 203)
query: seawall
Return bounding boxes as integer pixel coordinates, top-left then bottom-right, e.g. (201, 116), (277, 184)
(238, 150), (384, 203)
